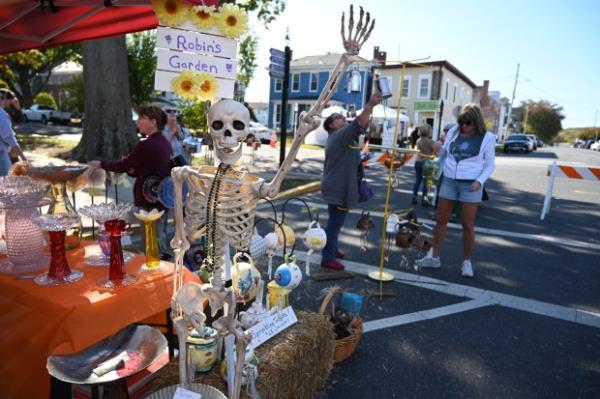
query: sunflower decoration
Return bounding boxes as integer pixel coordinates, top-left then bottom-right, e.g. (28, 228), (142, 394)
(152, 0), (190, 27)
(215, 3), (248, 38)
(191, 4), (217, 30)
(195, 72), (219, 101)
(171, 71), (201, 100)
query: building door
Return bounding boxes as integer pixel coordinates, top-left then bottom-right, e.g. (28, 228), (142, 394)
(426, 118), (435, 128)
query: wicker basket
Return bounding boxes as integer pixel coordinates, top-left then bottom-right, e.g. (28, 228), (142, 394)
(319, 287), (363, 363)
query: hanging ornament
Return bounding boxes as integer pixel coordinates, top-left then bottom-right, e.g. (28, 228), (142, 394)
(263, 232), (278, 279)
(302, 221), (327, 277)
(385, 214), (400, 262)
(249, 228), (267, 260)
(275, 223), (295, 249)
(231, 253), (261, 303)
(356, 211), (375, 251)
(273, 255), (302, 290)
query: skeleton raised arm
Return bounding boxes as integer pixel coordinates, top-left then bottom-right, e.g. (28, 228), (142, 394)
(260, 5), (375, 198)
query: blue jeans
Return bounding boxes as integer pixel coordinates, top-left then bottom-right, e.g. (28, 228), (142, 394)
(0, 151), (11, 176)
(321, 204), (348, 262)
(413, 160), (427, 198)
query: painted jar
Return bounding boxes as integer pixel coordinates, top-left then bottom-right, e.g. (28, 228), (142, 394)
(187, 326), (218, 373)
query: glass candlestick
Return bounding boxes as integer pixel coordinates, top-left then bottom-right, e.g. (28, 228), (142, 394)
(134, 209), (166, 272)
(32, 214), (84, 286)
(79, 203), (134, 267)
(98, 218), (137, 288)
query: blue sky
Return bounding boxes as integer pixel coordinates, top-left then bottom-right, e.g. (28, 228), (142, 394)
(244, 0), (600, 128)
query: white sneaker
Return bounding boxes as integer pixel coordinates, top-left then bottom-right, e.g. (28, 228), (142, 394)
(416, 256), (441, 268)
(461, 260), (474, 277)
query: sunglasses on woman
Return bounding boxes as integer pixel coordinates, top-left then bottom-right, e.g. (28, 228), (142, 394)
(458, 120), (473, 126)
(165, 109), (178, 114)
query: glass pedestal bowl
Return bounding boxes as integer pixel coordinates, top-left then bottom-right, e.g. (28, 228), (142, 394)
(24, 165), (88, 249)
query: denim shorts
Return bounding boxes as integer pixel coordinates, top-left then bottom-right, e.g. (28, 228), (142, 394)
(438, 176), (483, 203)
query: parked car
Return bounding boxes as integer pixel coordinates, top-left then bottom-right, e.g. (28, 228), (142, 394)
(572, 139), (585, 148)
(525, 134), (538, 150)
(504, 134), (534, 153)
(247, 121), (275, 143)
(590, 141), (600, 151)
(49, 109), (74, 124)
(69, 112), (83, 125)
(23, 104), (54, 124)
(536, 138), (544, 148)
(584, 139), (596, 149)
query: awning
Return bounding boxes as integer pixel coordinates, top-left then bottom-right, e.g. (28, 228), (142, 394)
(0, 0), (159, 55)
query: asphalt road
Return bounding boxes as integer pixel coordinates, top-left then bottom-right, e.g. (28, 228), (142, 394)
(255, 145), (600, 399)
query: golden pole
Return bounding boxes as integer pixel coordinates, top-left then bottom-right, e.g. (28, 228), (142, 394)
(368, 62), (407, 284)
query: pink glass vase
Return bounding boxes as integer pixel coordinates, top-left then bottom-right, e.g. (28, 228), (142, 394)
(98, 219), (137, 288)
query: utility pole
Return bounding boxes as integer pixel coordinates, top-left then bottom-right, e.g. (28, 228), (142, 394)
(503, 63), (520, 141)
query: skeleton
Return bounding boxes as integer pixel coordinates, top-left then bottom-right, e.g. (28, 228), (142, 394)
(170, 5), (375, 398)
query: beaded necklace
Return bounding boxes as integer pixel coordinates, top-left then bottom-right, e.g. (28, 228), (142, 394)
(202, 163), (230, 273)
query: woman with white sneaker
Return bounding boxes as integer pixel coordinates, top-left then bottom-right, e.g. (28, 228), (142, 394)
(416, 103), (495, 277)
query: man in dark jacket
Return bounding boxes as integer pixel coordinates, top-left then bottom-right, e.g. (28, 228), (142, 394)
(320, 92), (382, 270)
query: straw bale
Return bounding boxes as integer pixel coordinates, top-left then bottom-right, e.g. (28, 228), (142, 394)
(147, 311), (335, 399)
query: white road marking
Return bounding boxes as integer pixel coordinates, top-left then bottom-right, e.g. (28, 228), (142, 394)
(259, 201), (600, 251)
(285, 249), (600, 329)
(363, 299), (493, 333)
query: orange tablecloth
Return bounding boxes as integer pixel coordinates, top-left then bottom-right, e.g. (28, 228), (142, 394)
(0, 241), (199, 399)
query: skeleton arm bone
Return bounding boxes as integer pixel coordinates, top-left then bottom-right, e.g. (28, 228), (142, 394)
(260, 54), (354, 198)
(170, 166), (192, 314)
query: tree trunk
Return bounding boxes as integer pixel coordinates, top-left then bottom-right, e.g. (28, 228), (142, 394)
(73, 36), (138, 162)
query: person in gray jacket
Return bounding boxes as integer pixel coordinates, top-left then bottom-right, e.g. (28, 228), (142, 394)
(320, 92), (382, 270)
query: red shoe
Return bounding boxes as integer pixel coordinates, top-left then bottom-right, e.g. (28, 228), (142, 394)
(321, 260), (345, 271)
(335, 250), (345, 259)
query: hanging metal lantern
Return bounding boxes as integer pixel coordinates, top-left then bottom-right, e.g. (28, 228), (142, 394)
(348, 70), (362, 92)
(356, 211), (375, 251)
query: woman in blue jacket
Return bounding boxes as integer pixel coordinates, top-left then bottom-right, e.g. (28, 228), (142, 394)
(416, 104), (495, 277)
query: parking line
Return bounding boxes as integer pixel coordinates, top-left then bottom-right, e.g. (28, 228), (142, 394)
(259, 201), (600, 251)
(363, 299), (493, 333)
(286, 250), (600, 329)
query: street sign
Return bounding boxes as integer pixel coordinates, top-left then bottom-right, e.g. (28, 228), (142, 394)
(269, 71), (285, 79)
(269, 63), (285, 74)
(269, 48), (285, 58)
(270, 54), (286, 66)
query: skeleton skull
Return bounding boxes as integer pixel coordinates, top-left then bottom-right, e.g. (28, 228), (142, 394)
(208, 99), (250, 165)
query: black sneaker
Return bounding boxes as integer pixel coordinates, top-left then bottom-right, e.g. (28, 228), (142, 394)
(411, 197), (418, 205)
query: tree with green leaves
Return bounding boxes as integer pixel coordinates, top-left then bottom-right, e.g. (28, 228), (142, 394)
(127, 31), (157, 108)
(522, 100), (564, 141)
(0, 45), (80, 107)
(237, 33), (259, 98)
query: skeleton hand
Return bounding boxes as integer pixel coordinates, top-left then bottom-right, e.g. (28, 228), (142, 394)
(341, 5), (375, 56)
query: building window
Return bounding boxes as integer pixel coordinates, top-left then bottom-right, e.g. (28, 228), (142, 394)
(418, 74), (431, 98)
(292, 74), (300, 92)
(445, 79), (449, 100)
(310, 73), (318, 92)
(401, 76), (410, 98)
(275, 79), (282, 92)
(453, 84), (457, 102)
(275, 104), (281, 124)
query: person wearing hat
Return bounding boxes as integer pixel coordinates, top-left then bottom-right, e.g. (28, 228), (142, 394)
(0, 89), (27, 175)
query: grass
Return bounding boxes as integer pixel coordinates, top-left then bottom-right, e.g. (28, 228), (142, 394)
(17, 134), (77, 160)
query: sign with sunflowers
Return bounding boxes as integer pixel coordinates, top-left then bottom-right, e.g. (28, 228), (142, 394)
(152, 0), (248, 101)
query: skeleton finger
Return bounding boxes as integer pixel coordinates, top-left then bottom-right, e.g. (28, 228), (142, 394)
(360, 18), (376, 47)
(340, 12), (346, 43)
(347, 4), (354, 42)
(353, 6), (364, 41)
(356, 11), (371, 44)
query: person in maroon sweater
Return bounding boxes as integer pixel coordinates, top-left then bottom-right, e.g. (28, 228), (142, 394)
(89, 105), (172, 255)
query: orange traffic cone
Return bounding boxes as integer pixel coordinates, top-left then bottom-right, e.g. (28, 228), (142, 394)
(269, 131), (278, 148)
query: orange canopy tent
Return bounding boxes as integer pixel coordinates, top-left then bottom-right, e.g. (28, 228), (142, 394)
(0, 0), (218, 55)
